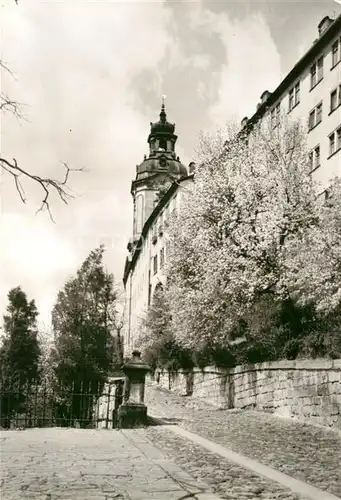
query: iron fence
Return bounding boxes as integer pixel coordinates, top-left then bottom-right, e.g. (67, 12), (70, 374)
(0, 378), (124, 430)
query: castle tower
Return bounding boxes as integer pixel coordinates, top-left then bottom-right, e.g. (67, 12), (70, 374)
(129, 101), (188, 247)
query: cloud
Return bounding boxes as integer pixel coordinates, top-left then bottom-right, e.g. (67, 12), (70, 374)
(185, 3), (282, 126)
(0, 211), (78, 324)
(0, 0), (175, 327)
(0, 0), (292, 332)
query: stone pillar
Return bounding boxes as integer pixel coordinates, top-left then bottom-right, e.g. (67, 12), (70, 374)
(117, 350), (151, 429)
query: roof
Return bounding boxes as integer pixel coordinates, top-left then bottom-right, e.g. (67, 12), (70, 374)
(135, 154), (188, 178)
(244, 13), (341, 131)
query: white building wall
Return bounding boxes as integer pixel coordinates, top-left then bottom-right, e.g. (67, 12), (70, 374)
(124, 20), (341, 357)
(124, 176), (194, 356)
(263, 30), (341, 190)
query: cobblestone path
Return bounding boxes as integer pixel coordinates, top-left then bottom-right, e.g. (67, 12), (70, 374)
(145, 383), (341, 498)
(146, 426), (307, 500)
(0, 427), (222, 500)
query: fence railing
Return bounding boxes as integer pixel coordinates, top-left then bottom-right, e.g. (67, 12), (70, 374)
(0, 378), (123, 429)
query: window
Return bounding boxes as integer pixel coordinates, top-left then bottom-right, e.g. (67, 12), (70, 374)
(330, 133), (336, 155)
(317, 56), (324, 81)
(294, 82), (300, 106)
(172, 194), (177, 212)
(148, 271), (152, 306)
(153, 255), (158, 275)
(330, 85), (341, 113)
(289, 89), (294, 111)
(310, 64), (316, 89)
(309, 145), (320, 172)
(288, 82), (300, 111)
(271, 102), (281, 128)
(332, 38), (340, 68)
(159, 138), (167, 151)
(329, 126), (341, 156)
(160, 248), (165, 268)
(152, 224), (157, 244)
(316, 102), (323, 123)
(310, 56), (323, 89)
(309, 102), (323, 130)
(135, 195), (144, 235)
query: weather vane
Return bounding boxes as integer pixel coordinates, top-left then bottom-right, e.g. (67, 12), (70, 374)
(161, 94), (167, 106)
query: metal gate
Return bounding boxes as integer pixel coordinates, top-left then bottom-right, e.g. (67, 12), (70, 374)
(0, 378), (120, 429)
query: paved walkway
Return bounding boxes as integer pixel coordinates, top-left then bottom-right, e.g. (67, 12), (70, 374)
(145, 382), (341, 500)
(0, 428), (222, 500)
(1, 386), (340, 500)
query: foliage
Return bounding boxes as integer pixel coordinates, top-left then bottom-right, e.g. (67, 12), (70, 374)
(283, 178), (341, 313)
(192, 343), (236, 370)
(136, 285), (193, 372)
(166, 117), (316, 350)
(160, 116), (341, 363)
(0, 286), (41, 383)
(51, 246), (119, 426)
(0, 287), (41, 427)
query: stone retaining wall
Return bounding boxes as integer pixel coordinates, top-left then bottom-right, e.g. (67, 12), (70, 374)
(149, 359), (341, 429)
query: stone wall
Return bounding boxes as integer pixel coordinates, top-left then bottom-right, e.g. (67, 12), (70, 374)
(96, 377), (124, 429)
(149, 359), (341, 429)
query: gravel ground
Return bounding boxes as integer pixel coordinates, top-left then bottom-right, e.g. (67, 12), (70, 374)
(145, 383), (341, 497)
(146, 426), (308, 500)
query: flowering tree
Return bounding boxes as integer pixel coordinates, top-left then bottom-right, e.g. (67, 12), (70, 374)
(166, 116), (320, 353)
(136, 285), (193, 370)
(284, 178), (341, 313)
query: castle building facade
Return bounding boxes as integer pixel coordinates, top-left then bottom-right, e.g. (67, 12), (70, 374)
(242, 14), (341, 191)
(123, 104), (194, 355)
(122, 14), (341, 356)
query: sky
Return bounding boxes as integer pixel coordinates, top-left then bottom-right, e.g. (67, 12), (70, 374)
(0, 0), (340, 330)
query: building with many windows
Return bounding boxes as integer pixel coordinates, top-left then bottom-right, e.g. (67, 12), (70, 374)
(122, 14), (341, 356)
(242, 14), (341, 190)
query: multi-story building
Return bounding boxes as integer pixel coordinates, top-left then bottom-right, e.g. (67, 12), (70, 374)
(123, 14), (341, 356)
(241, 14), (341, 190)
(123, 103), (194, 355)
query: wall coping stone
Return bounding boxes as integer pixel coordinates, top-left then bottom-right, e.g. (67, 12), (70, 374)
(232, 359), (339, 374)
(163, 359), (341, 378)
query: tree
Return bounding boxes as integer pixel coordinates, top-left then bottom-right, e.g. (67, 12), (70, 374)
(284, 178), (341, 313)
(0, 286), (41, 383)
(136, 285), (193, 371)
(166, 115), (320, 354)
(51, 246), (119, 426)
(0, 287), (41, 427)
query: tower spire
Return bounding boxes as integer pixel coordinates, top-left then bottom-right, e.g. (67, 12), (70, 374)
(160, 94), (167, 123)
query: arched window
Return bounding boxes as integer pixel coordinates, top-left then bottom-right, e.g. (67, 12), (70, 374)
(159, 138), (167, 150)
(136, 195), (144, 234)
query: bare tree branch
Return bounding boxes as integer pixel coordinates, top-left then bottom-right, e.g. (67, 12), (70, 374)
(0, 60), (16, 77)
(0, 157), (84, 222)
(0, 93), (24, 119)
(1, 43), (84, 219)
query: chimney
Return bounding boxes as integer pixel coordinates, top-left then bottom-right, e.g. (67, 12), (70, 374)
(256, 103), (262, 111)
(318, 16), (334, 37)
(260, 90), (271, 104)
(241, 117), (248, 128)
